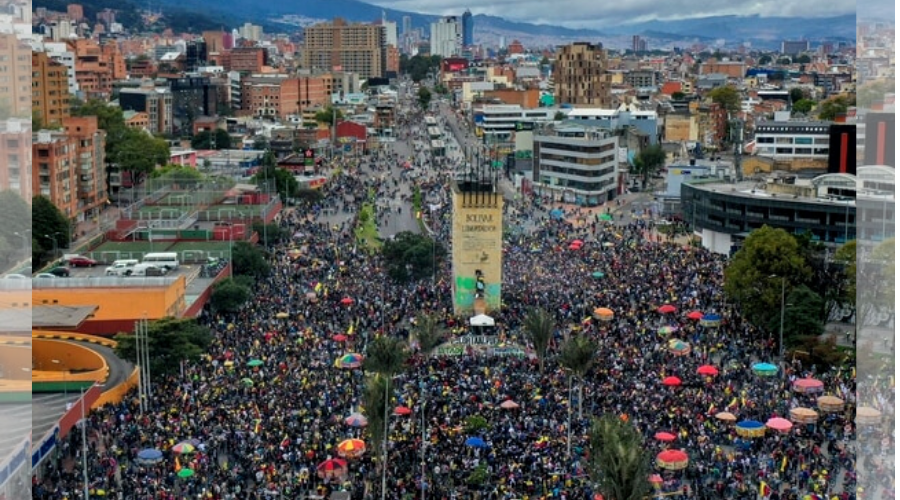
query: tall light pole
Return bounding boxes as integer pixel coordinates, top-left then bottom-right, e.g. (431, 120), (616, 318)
(44, 233), (60, 259)
(13, 229), (30, 259)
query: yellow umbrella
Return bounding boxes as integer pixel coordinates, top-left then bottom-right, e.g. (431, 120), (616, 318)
(788, 407), (819, 424)
(816, 396), (845, 413)
(336, 438), (366, 458)
(714, 411), (737, 422)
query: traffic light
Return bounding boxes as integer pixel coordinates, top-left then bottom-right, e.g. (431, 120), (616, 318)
(474, 269), (485, 299)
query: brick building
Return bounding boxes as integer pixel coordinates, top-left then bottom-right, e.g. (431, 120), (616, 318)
(553, 42), (612, 108)
(62, 116), (107, 221)
(229, 47), (268, 73)
(67, 39), (127, 99)
(0, 120), (31, 199)
(32, 51), (71, 127)
(0, 34), (31, 118)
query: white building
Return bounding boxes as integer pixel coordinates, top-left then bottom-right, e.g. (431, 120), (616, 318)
(430, 16), (461, 58)
(753, 121), (831, 159)
(383, 21), (398, 48)
(533, 126), (620, 206)
(473, 104), (557, 141)
(239, 22), (263, 42)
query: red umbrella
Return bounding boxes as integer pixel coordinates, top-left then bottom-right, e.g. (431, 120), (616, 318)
(686, 310), (704, 320)
(649, 474), (664, 484)
(393, 406), (412, 416)
(656, 449), (689, 470)
(654, 432), (677, 442)
(568, 243), (581, 251)
(658, 304), (677, 314)
(696, 365), (719, 376)
(792, 378), (824, 394)
(662, 376), (682, 387)
(765, 417), (793, 433)
(332, 334), (348, 342)
(316, 458), (348, 479)
(340, 297), (354, 305)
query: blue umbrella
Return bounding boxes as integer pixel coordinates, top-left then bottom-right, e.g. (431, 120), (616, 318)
(735, 420), (766, 438)
(549, 209), (564, 220)
(700, 314), (722, 327)
(751, 362), (778, 376)
(464, 437), (487, 448)
(136, 448), (163, 464)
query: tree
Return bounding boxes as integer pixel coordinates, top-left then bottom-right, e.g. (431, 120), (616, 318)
(522, 308), (553, 373)
(793, 54), (811, 64)
(71, 98), (126, 146)
(632, 144), (666, 189)
(400, 54), (441, 82)
(857, 238), (895, 329)
(231, 241), (270, 278)
(789, 88), (805, 103)
(293, 188), (324, 207)
(32, 109), (43, 131)
(33, 195), (71, 265)
(554, 111), (567, 121)
(777, 57), (792, 65)
(857, 78), (895, 109)
(757, 54), (773, 65)
(191, 129), (232, 150)
(110, 128), (170, 178)
(671, 91), (686, 100)
(708, 85), (741, 114)
(381, 231), (446, 282)
(314, 106), (344, 126)
(778, 285), (825, 344)
(417, 86), (432, 110)
(724, 226), (812, 336)
(252, 222), (287, 247)
(363, 373), (389, 458)
(587, 415), (651, 500)
(149, 164), (204, 181)
(363, 336), (409, 497)
(413, 313), (445, 357)
(210, 278), (251, 312)
(114, 317), (212, 376)
(251, 165), (298, 203)
(817, 95), (855, 121)
(792, 99), (816, 115)
(558, 333), (597, 423)
(834, 240), (856, 307)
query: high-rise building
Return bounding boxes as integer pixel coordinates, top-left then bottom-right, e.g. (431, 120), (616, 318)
(430, 16), (461, 58)
(632, 35), (647, 53)
(781, 40), (809, 55)
(202, 31), (226, 53)
(0, 120), (31, 200)
(119, 85), (174, 136)
(239, 23), (263, 42)
(462, 9), (474, 47)
(32, 51), (72, 127)
(402, 16), (412, 35)
(0, 34), (31, 118)
(62, 116), (108, 220)
(553, 42), (612, 108)
(33, 129), (79, 219)
(301, 18), (386, 79)
(66, 4), (84, 21)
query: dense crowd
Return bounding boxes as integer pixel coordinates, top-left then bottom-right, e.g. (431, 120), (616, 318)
(32, 90), (892, 500)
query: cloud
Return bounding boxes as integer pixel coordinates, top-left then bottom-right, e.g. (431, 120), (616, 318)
(367, 0), (856, 28)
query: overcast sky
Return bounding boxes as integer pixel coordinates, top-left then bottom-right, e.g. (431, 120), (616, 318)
(367, 0), (863, 28)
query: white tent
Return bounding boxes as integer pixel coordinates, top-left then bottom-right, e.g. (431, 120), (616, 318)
(469, 314), (495, 327)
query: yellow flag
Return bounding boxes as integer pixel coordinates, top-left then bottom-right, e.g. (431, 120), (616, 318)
(781, 456), (787, 472)
(347, 322), (354, 335)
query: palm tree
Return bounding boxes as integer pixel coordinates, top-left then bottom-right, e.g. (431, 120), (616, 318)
(363, 336), (409, 500)
(587, 415), (651, 500)
(558, 333), (598, 457)
(523, 308), (554, 373)
(413, 313), (445, 358)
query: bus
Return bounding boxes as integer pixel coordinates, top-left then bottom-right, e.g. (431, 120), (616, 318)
(142, 252), (180, 271)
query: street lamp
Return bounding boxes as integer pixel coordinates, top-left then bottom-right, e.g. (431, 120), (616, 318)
(13, 229), (30, 257)
(44, 233), (60, 259)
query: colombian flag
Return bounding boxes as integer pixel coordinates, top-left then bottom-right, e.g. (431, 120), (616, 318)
(760, 481), (771, 497)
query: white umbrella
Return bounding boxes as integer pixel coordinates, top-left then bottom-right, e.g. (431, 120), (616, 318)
(470, 314), (495, 327)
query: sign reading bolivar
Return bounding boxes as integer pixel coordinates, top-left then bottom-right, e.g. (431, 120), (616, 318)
(462, 214), (499, 233)
(451, 186), (503, 315)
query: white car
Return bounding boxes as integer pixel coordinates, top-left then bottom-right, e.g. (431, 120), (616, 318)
(35, 273), (58, 279)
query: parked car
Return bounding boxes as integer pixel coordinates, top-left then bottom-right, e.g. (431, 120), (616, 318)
(67, 256), (97, 267)
(48, 267), (71, 277)
(2, 274), (27, 279)
(35, 273), (58, 279)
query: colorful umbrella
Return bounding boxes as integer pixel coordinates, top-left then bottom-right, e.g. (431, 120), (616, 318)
(735, 420), (766, 438)
(393, 406), (412, 416)
(649, 474), (664, 485)
(177, 468), (195, 478)
(247, 359), (264, 367)
(686, 310), (704, 321)
(714, 411), (737, 422)
(593, 307), (614, 321)
(275, 312), (289, 319)
(657, 304), (677, 314)
(696, 365), (719, 376)
(336, 439), (366, 458)
(662, 376), (682, 387)
(600, 213), (613, 221)
(654, 432), (676, 442)
(340, 297), (354, 305)
(591, 271), (605, 279)
(465, 437), (488, 448)
(171, 442), (196, 454)
(856, 406), (882, 425)
(335, 353), (364, 369)
(792, 378), (824, 394)
(751, 362), (778, 376)
(241, 378), (254, 387)
(667, 339), (691, 356)
(500, 400), (520, 410)
(332, 334), (348, 342)
(765, 417), (793, 433)
(788, 407), (819, 424)
(816, 395), (845, 413)
(658, 325), (678, 336)
(345, 412), (368, 427)
(699, 314), (721, 327)
(136, 448), (163, 464)
(656, 449), (689, 470)
(317, 458), (348, 479)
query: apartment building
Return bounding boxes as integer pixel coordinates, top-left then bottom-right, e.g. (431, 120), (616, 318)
(62, 116), (107, 221)
(229, 47), (267, 73)
(0, 119), (31, 199)
(32, 51), (71, 126)
(67, 39), (126, 99)
(119, 85), (174, 135)
(34, 129), (79, 219)
(301, 18), (385, 79)
(0, 34), (31, 118)
(241, 75), (328, 119)
(553, 42), (612, 108)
